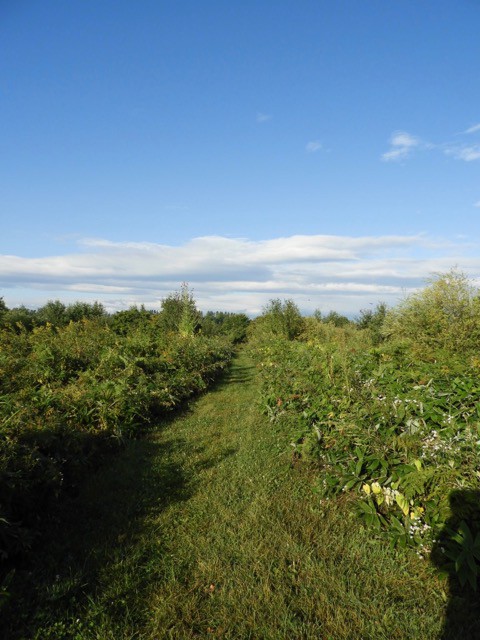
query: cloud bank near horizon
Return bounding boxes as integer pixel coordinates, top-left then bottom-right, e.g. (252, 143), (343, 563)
(1, 234), (479, 316)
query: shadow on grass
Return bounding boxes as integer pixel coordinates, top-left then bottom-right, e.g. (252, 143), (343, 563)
(192, 446), (238, 473)
(1, 426), (237, 639)
(211, 360), (255, 388)
(431, 489), (480, 639)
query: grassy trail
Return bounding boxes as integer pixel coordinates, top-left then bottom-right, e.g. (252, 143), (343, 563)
(7, 352), (445, 639)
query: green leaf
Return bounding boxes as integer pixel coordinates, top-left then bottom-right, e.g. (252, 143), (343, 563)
(459, 521), (474, 546)
(390, 515), (405, 533)
(395, 492), (410, 516)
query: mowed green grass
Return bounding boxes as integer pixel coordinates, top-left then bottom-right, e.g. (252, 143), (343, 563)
(4, 352), (446, 639)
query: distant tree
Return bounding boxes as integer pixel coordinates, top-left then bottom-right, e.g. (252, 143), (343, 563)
(35, 300), (107, 326)
(65, 301), (107, 323)
(109, 305), (153, 335)
(220, 313), (250, 343)
(201, 311), (250, 343)
(200, 311), (222, 336)
(321, 310), (351, 328)
(1, 305), (36, 331)
(356, 302), (387, 344)
(259, 298), (305, 340)
(36, 300), (67, 326)
(157, 283), (201, 337)
(0, 297), (7, 323)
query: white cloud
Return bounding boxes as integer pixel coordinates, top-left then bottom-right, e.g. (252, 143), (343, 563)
(474, 201), (480, 208)
(383, 124), (480, 163)
(382, 148), (409, 162)
(465, 123), (480, 134)
(382, 131), (420, 162)
(390, 132), (419, 148)
(256, 112), (271, 123)
(444, 145), (480, 162)
(2, 234), (480, 316)
(306, 141), (322, 153)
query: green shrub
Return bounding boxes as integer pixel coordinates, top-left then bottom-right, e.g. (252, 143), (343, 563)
(0, 316), (233, 566)
(249, 299), (305, 343)
(383, 269), (480, 362)
(200, 311), (250, 343)
(250, 271), (480, 588)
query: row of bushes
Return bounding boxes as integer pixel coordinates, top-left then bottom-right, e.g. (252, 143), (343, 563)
(249, 270), (480, 590)
(0, 290), (250, 344)
(0, 305), (235, 568)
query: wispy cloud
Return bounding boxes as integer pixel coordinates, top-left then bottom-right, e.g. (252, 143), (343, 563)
(382, 131), (420, 162)
(306, 140), (322, 153)
(256, 112), (271, 123)
(2, 234), (480, 316)
(383, 124), (480, 163)
(444, 145), (480, 162)
(474, 201), (480, 208)
(465, 123), (480, 134)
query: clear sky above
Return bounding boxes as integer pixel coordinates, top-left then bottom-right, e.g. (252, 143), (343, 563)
(1, 1), (479, 315)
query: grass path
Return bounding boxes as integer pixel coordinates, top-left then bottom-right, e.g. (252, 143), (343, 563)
(6, 351), (445, 639)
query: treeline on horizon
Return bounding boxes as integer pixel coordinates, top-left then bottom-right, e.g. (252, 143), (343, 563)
(0, 292), (378, 337)
(0, 291), (251, 344)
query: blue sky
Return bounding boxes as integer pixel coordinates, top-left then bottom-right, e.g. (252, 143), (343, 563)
(1, 0), (480, 315)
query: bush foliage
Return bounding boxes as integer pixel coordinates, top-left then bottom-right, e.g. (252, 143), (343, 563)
(0, 291), (234, 570)
(249, 270), (480, 588)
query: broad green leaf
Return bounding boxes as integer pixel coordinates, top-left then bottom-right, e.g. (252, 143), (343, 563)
(395, 492), (410, 516)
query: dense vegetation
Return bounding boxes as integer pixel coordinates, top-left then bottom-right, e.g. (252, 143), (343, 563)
(249, 270), (480, 598)
(3, 353), (447, 639)
(2, 270), (480, 637)
(0, 286), (248, 587)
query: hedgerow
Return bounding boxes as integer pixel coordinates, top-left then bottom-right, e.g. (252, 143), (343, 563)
(0, 316), (233, 568)
(249, 271), (480, 590)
